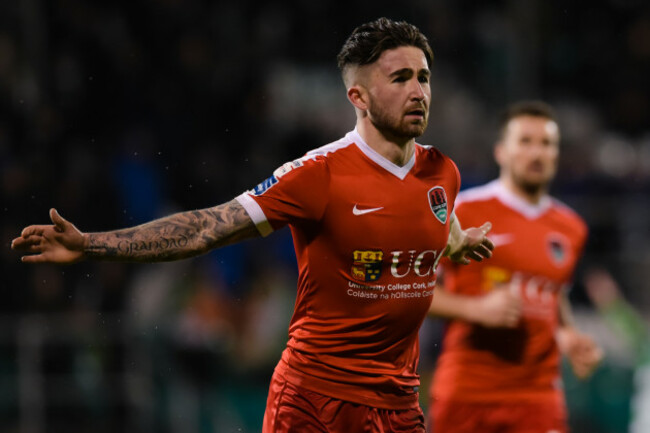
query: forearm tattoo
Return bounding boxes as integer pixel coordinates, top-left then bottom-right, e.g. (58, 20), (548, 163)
(85, 199), (259, 262)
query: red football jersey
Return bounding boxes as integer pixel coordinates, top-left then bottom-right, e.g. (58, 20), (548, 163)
(430, 180), (588, 403)
(236, 129), (460, 409)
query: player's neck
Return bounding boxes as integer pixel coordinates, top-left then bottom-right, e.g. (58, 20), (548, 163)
(356, 122), (415, 167)
(500, 176), (547, 205)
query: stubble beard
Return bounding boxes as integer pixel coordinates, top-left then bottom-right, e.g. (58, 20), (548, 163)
(368, 106), (427, 139)
(512, 171), (549, 197)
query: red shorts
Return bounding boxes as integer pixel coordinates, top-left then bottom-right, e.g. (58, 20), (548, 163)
(263, 370), (426, 433)
(428, 398), (568, 433)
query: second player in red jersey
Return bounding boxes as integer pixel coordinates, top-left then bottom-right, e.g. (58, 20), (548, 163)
(427, 101), (603, 433)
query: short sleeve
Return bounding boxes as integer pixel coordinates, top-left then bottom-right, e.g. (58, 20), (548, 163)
(236, 157), (330, 236)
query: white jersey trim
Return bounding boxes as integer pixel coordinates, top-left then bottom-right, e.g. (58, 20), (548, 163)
(235, 192), (274, 237)
(458, 179), (553, 219)
(236, 134), (358, 237)
(349, 129), (415, 180)
(299, 129), (417, 180)
(236, 129), (421, 235)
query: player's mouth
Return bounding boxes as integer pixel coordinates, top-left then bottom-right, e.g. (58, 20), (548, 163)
(405, 108), (426, 119)
(526, 161), (546, 173)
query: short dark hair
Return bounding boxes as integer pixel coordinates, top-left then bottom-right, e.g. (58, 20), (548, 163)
(337, 18), (433, 72)
(498, 100), (558, 138)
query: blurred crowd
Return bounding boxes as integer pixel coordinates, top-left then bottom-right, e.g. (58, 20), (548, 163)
(1, 0), (650, 432)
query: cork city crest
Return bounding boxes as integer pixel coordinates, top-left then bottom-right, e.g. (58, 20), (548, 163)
(428, 186), (448, 224)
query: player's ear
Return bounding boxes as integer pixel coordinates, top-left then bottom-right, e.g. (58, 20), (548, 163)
(347, 85), (368, 111)
(494, 141), (505, 166)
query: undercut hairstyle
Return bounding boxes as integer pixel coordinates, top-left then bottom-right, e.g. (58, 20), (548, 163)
(337, 17), (433, 80)
(498, 100), (558, 139)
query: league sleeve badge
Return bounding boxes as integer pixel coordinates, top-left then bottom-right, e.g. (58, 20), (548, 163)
(251, 159), (304, 196)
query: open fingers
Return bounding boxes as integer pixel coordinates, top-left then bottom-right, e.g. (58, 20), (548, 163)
(483, 237), (495, 252)
(11, 234), (43, 251)
(476, 243), (493, 258)
(466, 244), (493, 262)
(20, 225), (48, 238)
(20, 253), (50, 264)
(27, 243), (44, 253)
(16, 242), (44, 254)
(15, 240), (48, 263)
(10, 237), (24, 250)
(466, 251), (484, 262)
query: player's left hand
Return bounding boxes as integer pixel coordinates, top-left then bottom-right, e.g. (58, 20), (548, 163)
(446, 222), (495, 265)
(557, 327), (603, 380)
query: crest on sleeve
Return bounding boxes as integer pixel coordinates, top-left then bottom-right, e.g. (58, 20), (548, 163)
(251, 159), (304, 196)
(428, 186), (448, 224)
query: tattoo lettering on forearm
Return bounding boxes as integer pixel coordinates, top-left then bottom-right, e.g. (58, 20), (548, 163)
(116, 236), (190, 255)
(85, 199), (258, 262)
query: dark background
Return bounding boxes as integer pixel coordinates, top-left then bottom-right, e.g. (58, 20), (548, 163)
(1, 1), (649, 432)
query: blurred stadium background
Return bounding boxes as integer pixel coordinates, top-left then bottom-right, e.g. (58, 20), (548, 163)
(1, 1), (649, 432)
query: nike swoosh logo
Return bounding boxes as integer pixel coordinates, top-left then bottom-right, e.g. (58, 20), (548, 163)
(489, 233), (515, 247)
(353, 205), (384, 216)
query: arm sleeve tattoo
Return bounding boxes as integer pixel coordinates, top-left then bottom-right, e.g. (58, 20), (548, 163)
(85, 199), (259, 262)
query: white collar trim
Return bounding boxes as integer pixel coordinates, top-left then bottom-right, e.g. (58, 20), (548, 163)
(348, 129), (415, 180)
(490, 179), (552, 219)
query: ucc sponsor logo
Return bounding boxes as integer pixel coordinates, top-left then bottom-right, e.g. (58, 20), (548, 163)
(390, 249), (442, 278)
(351, 249), (444, 281)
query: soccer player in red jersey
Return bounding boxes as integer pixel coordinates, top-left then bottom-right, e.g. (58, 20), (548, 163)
(11, 18), (494, 433)
(427, 100), (603, 433)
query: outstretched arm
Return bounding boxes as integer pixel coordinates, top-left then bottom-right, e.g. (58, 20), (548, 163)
(11, 199), (260, 263)
(444, 213), (494, 264)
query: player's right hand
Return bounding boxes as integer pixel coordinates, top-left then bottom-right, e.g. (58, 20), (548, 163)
(474, 284), (522, 328)
(11, 208), (86, 264)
